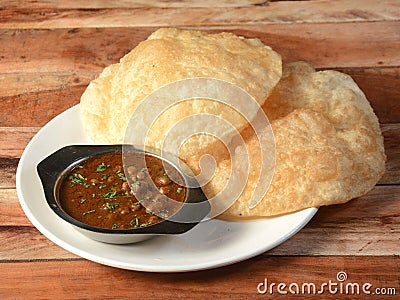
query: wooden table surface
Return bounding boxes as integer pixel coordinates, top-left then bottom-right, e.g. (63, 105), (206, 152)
(1, 0), (399, 299)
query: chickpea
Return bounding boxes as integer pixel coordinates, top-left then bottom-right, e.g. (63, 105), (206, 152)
(159, 186), (171, 195)
(127, 165), (137, 175)
(121, 181), (130, 192)
(119, 209), (131, 215)
(90, 178), (99, 186)
(136, 171), (147, 180)
(131, 182), (141, 194)
(131, 204), (141, 211)
(149, 216), (159, 223)
(155, 175), (170, 186)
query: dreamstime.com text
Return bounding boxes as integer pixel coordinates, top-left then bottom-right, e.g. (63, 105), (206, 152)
(257, 272), (397, 296)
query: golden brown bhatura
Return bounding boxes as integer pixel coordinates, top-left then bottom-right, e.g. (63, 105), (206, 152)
(80, 27), (385, 219)
(201, 62), (386, 218)
(80, 28), (282, 163)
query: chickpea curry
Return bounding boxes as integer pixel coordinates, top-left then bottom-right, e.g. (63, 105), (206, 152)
(58, 152), (186, 230)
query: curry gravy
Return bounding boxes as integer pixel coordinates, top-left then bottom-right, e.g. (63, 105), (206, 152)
(58, 152), (186, 230)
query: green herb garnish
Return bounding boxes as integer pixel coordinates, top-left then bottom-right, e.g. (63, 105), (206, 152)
(101, 174), (109, 180)
(116, 169), (127, 181)
(80, 198), (87, 204)
(83, 209), (96, 216)
(176, 187), (183, 194)
(69, 173), (86, 185)
(96, 162), (110, 172)
(99, 184), (107, 189)
(111, 223), (119, 229)
(106, 202), (119, 212)
(130, 217), (139, 227)
(100, 188), (117, 200)
(140, 222), (152, 228)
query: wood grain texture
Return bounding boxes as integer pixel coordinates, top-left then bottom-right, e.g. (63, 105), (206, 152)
(0, 127), (38, 158)
(0, 189), (27, 227)
(380, 124), (400, 185)
(0, 0), (399, 29)
(0, 257), (398, 299)
(1, 186), (398, 260)
(0, 0), (270, 9)
(0, 226), (78, 261)
(0, 86), (83, 127)
(0, 73), (94, 98)
(335, 67), (400, 124)
(270, 186), (400, 256)
(1, 22), (399, 75)
(0, 158), (18, 189)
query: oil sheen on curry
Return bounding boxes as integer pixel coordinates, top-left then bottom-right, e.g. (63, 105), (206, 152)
(58, 152), (186, 230)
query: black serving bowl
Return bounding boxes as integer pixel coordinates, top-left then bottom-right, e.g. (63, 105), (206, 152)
(37, 145), (210, 244)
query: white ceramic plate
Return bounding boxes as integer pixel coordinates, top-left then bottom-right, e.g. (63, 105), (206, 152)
(16, 105), (317, 272)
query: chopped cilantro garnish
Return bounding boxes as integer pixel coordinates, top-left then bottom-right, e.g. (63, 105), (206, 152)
(106, 202), (119, 212)
(99, 184), (107, 189)
(83, 209), (96, 216)
(80, 198), (87, 204)
(176, 187), (183, 194)
(111, 223), (119, 229)
(130, 217), (139, 227)
(140, 222), (153, 228)
(96, 162), (110, 172)
(69, 173), (86, 185)
(101, 188), (117, 200)
(116, 169), (127, 181)
(101, 174), (109, 180)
